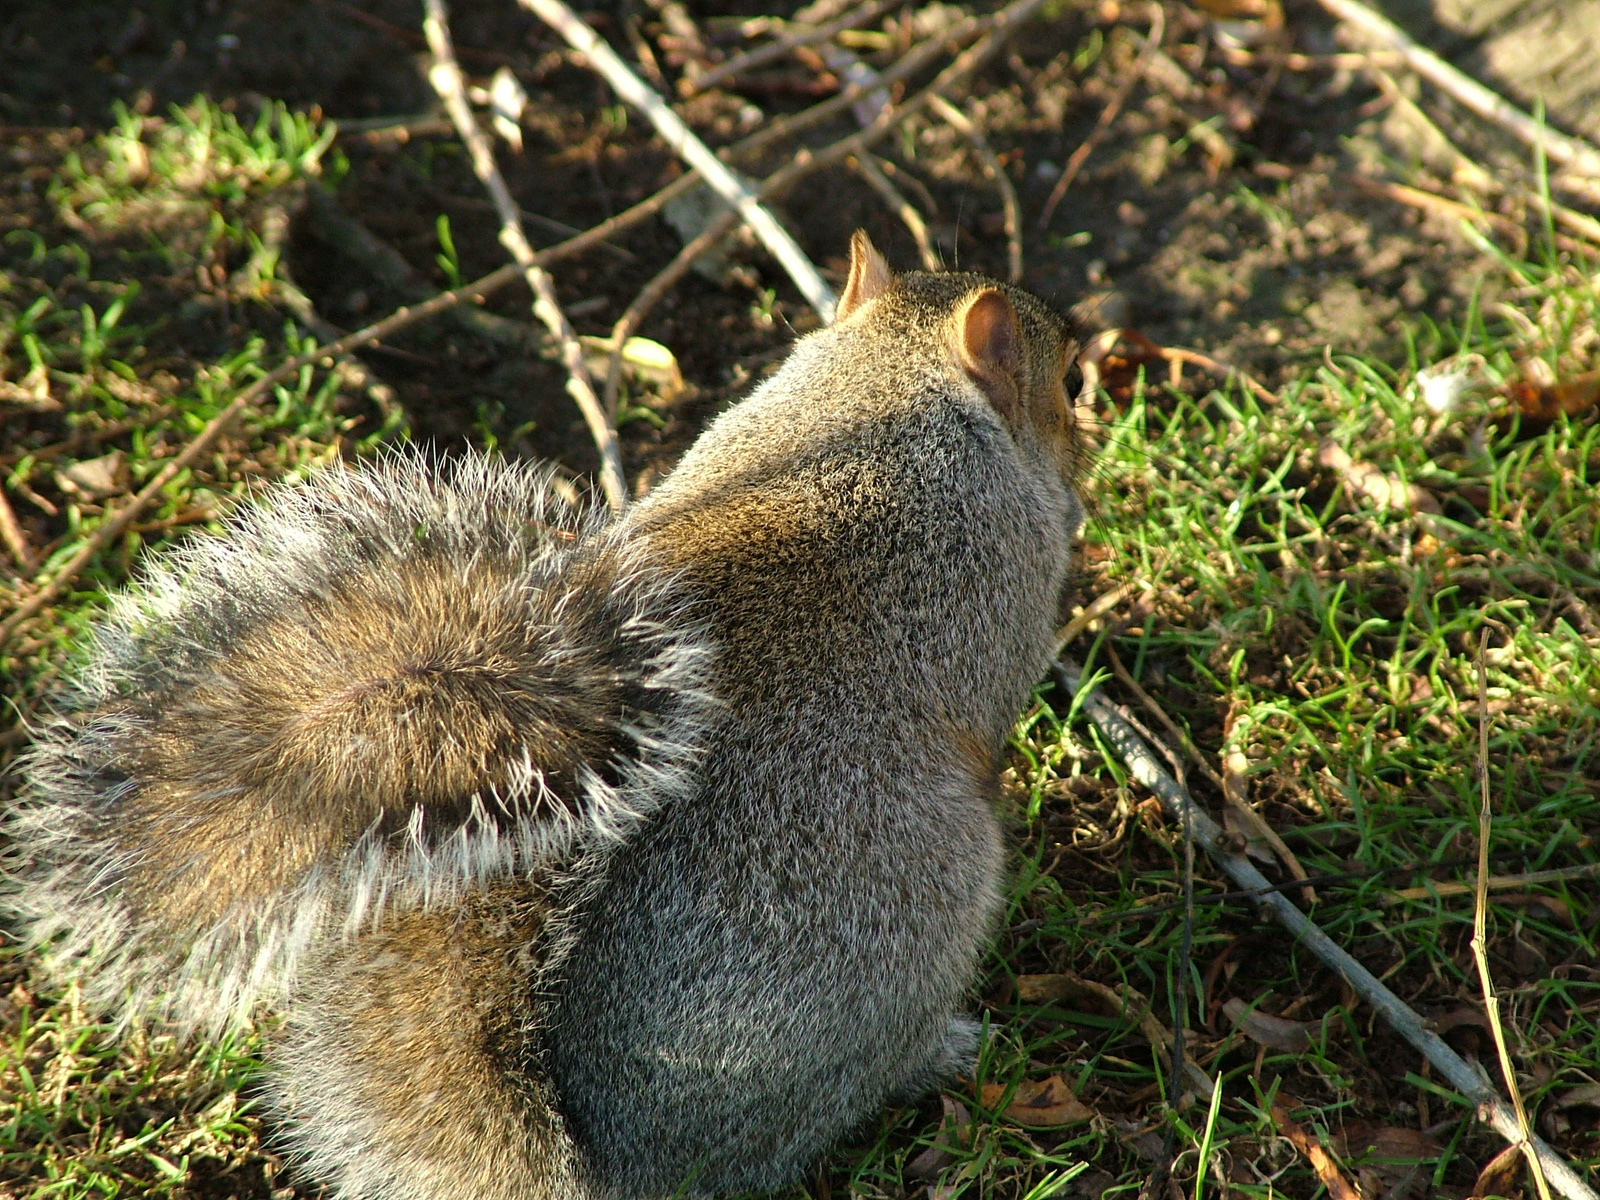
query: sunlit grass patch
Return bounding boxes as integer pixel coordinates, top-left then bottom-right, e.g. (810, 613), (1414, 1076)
(1, 97), (398, 721)
(963, 232), (1600, 1198)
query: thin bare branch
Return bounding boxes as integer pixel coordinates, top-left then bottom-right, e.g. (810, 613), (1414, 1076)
(0, 488), (33, 573)
(728, 11), (991, 161)
(1474, 632), (1553, 1200)
(423, 0), (628, 513)
(1053, 657), (1600, 1200)
(599, 0), (1053, 408)
(0, 260), (557, 647)
(850, 153), (940, 270)
(685, 0), (905, 97)
(521, 0), (838, 323)
(604, 207), (741, 417)
(1039, 3), (1165, 230)
(1314, 0), (1600, 179)
(926, 93), (1022, 281)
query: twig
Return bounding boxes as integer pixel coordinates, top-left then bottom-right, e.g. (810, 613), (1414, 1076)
(1312, 0), (1600, 179)
(422, 0), (627, 514)
(1215, 699), (1315, 903)
(599, 0), (1053, 407)
(850, 154), (941, 270)
(925, 94), (1022, 281)
(643, 0), (718, 90)
(305, 190), (546, 350)
(334, 115), (457, 144)
(1053, 657), (1600, 1200)
(729, 10), (992, 162)
(0, 261), (555, 648)
(1474, 631), (1553, 1200)
(1053, 577), (1144, 650)
(684, 0), (904, 96)
(1386, 862), (1600, 903)
(604, 207), (741, 416)
(1079, 853), (1531, 925)
(1018, 973), (1214, 1099)
(260, 200), (403, 430)
(1347, 174), (1600, 257)
(1220, 741), (1316, 903)
(758, 0), (1055, 193)
(0, 488), (34, 572)
(1160, 346), (1279, 406)
(520, 0), (838, 324)
(1218, 47), (1405, 71)
(1039, 3), (1165, 230)
(1105, 643), (1226, 793)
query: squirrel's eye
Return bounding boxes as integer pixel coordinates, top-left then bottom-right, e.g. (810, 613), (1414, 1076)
(1062, 361), (1083, 399)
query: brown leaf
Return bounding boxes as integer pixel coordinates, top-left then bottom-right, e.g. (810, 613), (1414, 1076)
(1221, 808), (1279, 864)
(1271, 1101), (1362, 1200)
(1553, 1083), (1600, 1110)
(1503, 371), (1600, 422)
(1222, 998), (1314, 1052)
(906, 1096), (972, 1180)
(1334, 1122), (1442, 1183)
(1495, 893), (1574, 927)
(1189, 0), (1284, 24)
(1016, 974), (1079, 1005)
(980, 1075), (1093, 1127)
(1428, 1005), (1492, 1036)
(1080, 328), (1169, 404)
(1468, 1143), (1524, 1200)
(56, 450), (127, 499)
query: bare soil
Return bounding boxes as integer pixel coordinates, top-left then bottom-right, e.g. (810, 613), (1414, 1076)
(1, 0), (1536, 482)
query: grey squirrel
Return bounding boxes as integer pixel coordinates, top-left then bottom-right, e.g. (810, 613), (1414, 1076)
(4, 232), (1085, 1200)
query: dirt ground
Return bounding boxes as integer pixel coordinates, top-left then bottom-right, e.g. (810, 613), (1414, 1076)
(2, 0), (1556, 483)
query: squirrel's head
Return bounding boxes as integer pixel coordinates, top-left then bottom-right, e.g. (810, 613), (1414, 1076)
(834, 230), (1082, 486)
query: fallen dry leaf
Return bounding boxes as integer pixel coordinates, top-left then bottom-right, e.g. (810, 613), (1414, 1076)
(1222, 998), (1316, 1053)
(1221, 806), (1281, 865)
(1503, 371), (1600, 422)
(1333, 1122), (1442, 1176)
(905, 1096), (972, 1180)
(56, 450), (127, 500)
(1079, 328), (1169, 404)
(979, 1075), (1093, 1127)
(1318, 439), (1441, 515)
(1553, 1083), (1600, 1109)
(1271, 1100), (1361, 1200)
(1427, 1005), (1493, 1036)
(1468, 1142), (1524, 1200)
(1494, 893), (1575, 927)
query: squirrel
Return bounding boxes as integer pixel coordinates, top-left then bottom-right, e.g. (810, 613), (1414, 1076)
(3, 231), (1085, 1200)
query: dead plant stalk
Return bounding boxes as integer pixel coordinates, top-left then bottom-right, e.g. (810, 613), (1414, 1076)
(600, 0), (1054, 409)
(518, 0), (837, 324)
(422, 0), (628, 513)
(1474, 631), (1553, 1200)
(1053, 657), (1600, 1200)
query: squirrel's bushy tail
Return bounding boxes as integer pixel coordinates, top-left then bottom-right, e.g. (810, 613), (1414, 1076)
(4, 450), (714, 1034)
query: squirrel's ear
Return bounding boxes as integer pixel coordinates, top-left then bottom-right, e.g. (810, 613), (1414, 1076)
(836, 230), (894, 322)
(954, 288), (1022, 422)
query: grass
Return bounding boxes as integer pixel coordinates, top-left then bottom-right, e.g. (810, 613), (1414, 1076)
(1, 93), (1598, 1200)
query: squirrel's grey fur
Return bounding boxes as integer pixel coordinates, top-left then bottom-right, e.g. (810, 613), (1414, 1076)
(2, 234), (1083, 1200)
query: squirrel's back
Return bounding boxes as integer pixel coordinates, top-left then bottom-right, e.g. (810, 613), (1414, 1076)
(545, 238), (1085, 1194)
